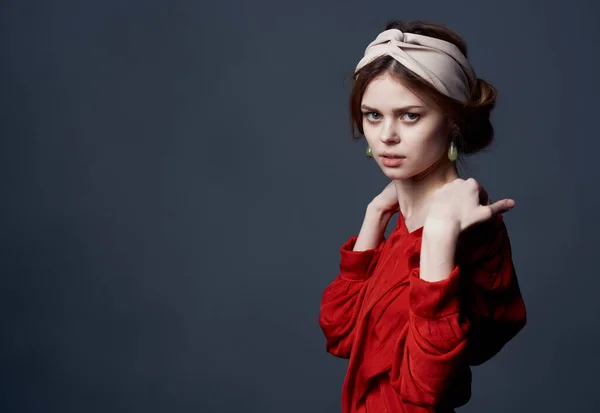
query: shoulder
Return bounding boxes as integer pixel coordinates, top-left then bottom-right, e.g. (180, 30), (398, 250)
(456, 214), (510, 266)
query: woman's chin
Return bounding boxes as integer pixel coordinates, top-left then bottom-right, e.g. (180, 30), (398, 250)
(381, 168), (411, 181)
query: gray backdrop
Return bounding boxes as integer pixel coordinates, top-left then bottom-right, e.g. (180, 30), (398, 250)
(2, 0), (599, 412)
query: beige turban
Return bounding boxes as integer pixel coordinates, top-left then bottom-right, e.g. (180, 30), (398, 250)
(355, 29), (477, 103)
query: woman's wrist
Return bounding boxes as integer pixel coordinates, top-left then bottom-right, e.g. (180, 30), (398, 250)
(419, 218), (460, 282)
(423, 216), (461, 241)
(366, 202), (396, 222)
(353, 204), (392, 251)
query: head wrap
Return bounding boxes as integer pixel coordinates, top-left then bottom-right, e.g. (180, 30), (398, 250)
(355, 29), (477, 102)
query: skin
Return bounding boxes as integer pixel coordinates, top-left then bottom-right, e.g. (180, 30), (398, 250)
(352, 72), (515, 282)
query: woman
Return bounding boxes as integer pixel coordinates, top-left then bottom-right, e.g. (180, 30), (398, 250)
(318, 21), (527, 413)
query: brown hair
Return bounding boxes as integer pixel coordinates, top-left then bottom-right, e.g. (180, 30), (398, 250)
(350, 20), (497, 156)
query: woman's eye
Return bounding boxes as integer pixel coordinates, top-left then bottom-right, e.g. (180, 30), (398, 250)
(402, 112), (420, 122)
(364, 112), (381, 121)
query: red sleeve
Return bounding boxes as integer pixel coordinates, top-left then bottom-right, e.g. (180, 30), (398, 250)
(390, 216), (527, 407)
(318, 235), (385, 358)
(463, 217), (527, 366)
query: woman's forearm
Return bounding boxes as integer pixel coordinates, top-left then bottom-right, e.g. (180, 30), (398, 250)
(419, 218), (461, 282)
(353, 204), (393, 251)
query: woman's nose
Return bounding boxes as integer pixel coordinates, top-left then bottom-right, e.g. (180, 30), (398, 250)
(379, 122), (400, 143)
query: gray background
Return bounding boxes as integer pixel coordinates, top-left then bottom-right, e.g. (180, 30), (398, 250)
(1, 0), (598, 412)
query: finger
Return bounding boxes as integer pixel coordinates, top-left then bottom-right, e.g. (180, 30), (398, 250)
(465, 177), (479, 190)
(468, 199), (515, 227)
(486, 199), (516, 216)
(494, 198), (515, 213)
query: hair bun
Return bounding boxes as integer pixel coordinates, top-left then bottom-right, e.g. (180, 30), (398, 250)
(460, 79), (497, 154)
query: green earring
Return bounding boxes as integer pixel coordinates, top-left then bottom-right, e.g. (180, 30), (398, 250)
(448, 140), (458, 162)
(366, 146), (373, 158)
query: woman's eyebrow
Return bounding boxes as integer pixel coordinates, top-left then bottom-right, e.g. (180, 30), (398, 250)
(360, 104), (425, 112)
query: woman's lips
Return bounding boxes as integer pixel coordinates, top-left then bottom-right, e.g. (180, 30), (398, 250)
(380, 155), (405, 167)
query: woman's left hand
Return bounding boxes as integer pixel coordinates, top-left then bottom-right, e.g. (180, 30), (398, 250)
(426, 178), (515, 234)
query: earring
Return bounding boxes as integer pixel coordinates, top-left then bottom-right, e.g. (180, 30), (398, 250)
(448, 140), (458, 162)
(366, 146), (373, 158)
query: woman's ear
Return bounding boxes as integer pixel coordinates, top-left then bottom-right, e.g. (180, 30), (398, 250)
(448, 121), (461, 139)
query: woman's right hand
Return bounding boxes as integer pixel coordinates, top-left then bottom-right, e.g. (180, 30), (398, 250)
(353, 182), (399, 251)
(369, 181), (400, 216)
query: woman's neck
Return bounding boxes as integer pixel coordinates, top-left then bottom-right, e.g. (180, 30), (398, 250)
(394, 159), (459, 232)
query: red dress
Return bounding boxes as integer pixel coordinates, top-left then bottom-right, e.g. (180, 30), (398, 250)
(319, 212), (526, 413)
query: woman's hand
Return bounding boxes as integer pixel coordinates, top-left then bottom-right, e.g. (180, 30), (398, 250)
(369, 181), (400, 216)
(419, 178), (515, 282)
(354, 182), (400, 251)
(425, 178), (515, 235)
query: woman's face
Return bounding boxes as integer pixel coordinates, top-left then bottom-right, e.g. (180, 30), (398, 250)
(361, 72), (451, 181)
